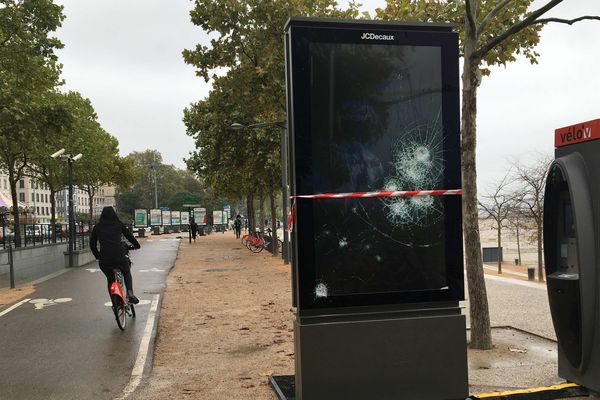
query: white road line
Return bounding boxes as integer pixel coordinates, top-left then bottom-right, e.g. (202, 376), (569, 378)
(116, 294), (160, 400)
(0, 298), (31, 318)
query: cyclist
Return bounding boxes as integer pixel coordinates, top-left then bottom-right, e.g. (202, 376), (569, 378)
(90, 206), (141, 304)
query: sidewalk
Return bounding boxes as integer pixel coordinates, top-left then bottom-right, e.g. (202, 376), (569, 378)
(137, 232), (293, 400)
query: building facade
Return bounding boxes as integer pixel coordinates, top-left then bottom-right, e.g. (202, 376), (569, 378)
(0, 172), (116, 224)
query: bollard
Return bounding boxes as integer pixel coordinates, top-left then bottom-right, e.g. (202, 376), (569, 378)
(527, 266), (535, 281)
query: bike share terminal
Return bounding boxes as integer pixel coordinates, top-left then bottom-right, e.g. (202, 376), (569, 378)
(544, 118), (600, 393)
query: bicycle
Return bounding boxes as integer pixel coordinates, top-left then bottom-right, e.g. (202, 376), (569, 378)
(242, 229), (282, 254)
(109, 243), (136, 330)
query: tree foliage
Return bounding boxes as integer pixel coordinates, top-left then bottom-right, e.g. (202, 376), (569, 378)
(0, 0), (64, 245)
(115, 150), (208, 218)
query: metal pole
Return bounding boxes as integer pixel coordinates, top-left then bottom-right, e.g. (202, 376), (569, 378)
(153, 168), (158, 209)
(8, 245), (14, 289)
(68, 157), (75, 268)
(281, 127), (289, 265)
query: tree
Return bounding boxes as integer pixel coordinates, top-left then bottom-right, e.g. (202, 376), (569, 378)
(378, 0), (600, 350)
(26, 90), (75, 240)
(184, 0), (360, 254)
(0, 0), (64, 246)
(75, 129), (136, 221)
(115, 150), (201, 219)
(478, 172), (513, 274)
(512, 154), (552, 283)
(505, 201), (531, 267)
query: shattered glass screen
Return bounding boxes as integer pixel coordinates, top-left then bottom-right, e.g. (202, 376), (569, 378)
(307, 42), (447, 299)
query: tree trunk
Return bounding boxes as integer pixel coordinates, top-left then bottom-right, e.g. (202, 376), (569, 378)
(258, 190), (265, 232)
(88, 189), (95, 222)
(462, 23), (492, 349)
(516, 221), (521, 265)
(50, 188), (57, 243)
(269, 188), (278, 257)
(537, 218), (544, 282)
(247, 192), (255, 233)
(497, 227), (502, 274)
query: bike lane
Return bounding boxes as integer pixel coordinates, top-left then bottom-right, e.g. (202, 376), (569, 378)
(0, 236), (180, 400)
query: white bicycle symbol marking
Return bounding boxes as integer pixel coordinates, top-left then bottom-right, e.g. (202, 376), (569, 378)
(29, 298), (72, 310)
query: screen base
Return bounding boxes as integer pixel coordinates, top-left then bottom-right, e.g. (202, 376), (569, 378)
(293, 305), (468, 400)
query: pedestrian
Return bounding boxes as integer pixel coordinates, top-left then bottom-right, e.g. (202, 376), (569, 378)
(234, 215), (242, 239)
(190, 219), (198, 241)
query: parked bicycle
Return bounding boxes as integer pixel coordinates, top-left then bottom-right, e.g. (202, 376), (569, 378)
(109, 243), (137, 330)
(242, 228), (282, 254)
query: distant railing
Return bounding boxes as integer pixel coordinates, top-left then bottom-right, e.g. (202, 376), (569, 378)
(0, 222), (93, 251)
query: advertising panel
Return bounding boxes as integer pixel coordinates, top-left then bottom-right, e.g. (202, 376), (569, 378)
(181, 211), (190, 225)
(150, 209), (162, 226)
(193, 207), (207, 225)
(134, 209), (147, 227)
(288, 21), (463, 310)
(161, 210), (172, 226)
(213, 210), (223, 225)
(171, 211), (181, 225)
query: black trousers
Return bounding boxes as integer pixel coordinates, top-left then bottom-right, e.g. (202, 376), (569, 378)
(99, 258), (134, 294)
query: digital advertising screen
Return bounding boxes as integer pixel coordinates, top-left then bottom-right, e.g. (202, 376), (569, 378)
(171, 211), (181, 225)
(287, 22), (463, 310)
(181, 211), (190, 225)
(213, 210), (224, 225)
(161, 210), (172, 226)
(149, 209), (162, 226)
(134, 209), (147, 227)
(193, 207), (207, 225)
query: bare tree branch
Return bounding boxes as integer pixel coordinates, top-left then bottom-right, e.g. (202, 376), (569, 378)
(465, 0), (477, 35)
(534, 16), (600, 25)
(473, 0), (564, 61)
(478, 0), (514, 35)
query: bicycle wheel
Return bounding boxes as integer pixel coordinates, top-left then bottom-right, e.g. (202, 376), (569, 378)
(111, 294), (127, 330)
(252, 241), (264, 253)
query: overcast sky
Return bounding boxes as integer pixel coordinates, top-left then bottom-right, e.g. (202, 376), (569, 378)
(55, 0), (600, 191)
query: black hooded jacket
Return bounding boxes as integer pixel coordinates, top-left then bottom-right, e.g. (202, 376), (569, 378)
(90, 207), (140, 268)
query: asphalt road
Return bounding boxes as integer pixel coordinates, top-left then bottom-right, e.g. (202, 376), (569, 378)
(0, 236), (180, 400)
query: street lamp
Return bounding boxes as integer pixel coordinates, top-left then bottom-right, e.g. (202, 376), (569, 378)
(229, 120), (289, 264)
(141, 154), (160, 209)
(51, 149), (82, 268)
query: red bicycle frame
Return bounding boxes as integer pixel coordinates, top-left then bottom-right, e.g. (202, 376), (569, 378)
(110, 277), (125, 302)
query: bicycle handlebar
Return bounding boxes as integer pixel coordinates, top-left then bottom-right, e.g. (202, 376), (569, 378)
(121, 241), (137, 251)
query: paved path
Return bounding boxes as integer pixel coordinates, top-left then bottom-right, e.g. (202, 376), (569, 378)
(0, 236), (179, 400)
(465, 273), (556, 341)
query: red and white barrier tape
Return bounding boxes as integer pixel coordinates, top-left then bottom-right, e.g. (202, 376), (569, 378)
(287, 189), (461, 231)
(291, 189), (461, 200)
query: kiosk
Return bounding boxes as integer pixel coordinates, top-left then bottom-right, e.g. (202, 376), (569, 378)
(544, 118), (600, 392)
(280, 17), (467, 400)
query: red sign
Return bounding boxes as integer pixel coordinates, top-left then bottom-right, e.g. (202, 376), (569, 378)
(555, 119), (600, 148)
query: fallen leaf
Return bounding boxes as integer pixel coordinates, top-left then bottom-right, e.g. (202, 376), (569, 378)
(509, 347), (527, 353)
(259, 370), (273, 377)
